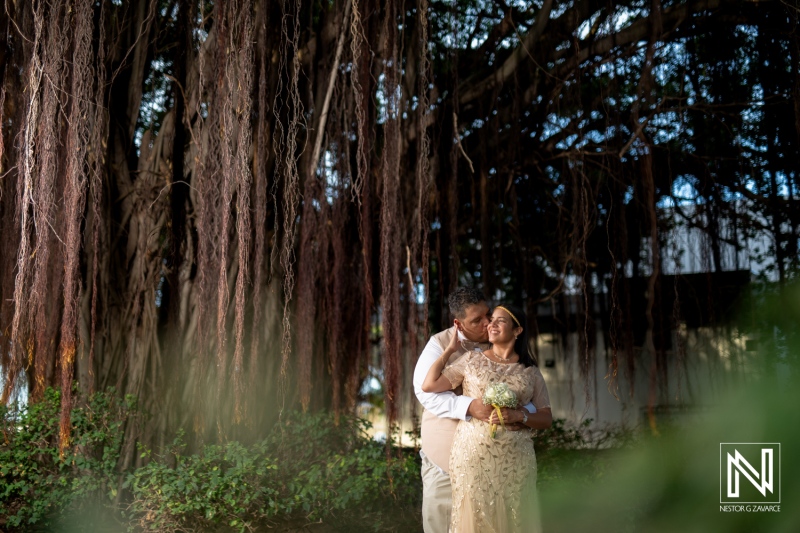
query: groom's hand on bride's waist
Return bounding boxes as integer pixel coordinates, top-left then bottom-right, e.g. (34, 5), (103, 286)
(467, 399), (495, 422)
(467, 400), (526, 429)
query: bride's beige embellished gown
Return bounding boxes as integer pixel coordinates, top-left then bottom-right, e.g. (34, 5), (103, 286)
(442, 351), (550, 533)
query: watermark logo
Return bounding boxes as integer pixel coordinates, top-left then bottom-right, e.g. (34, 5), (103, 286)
(720, 443), (780, 505)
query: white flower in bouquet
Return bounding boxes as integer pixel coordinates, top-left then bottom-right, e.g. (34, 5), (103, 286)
(482, 383), (517, 438)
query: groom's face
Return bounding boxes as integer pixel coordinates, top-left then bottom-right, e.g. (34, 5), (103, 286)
(455, 302), (491, 343)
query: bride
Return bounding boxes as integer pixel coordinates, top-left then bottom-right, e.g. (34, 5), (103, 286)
(422, 304), (552, 533)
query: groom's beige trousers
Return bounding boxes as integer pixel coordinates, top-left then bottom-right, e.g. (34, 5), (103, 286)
(421, 452), (451, 533)
(418, 328), (483, 533)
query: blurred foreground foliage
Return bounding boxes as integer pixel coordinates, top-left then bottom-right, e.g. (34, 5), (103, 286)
(539, 282), (800, 533)
(540, 377), (800, 533)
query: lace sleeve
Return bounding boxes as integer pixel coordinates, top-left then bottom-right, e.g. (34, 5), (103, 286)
(441, 351), (473, 390)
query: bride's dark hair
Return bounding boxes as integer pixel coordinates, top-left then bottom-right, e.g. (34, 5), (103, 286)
(495, 304), (536, 368)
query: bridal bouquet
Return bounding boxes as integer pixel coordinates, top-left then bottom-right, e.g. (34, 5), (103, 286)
(482, 382), (517, 438)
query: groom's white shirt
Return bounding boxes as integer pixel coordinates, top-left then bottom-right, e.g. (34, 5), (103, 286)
(412, 329), (478, 423)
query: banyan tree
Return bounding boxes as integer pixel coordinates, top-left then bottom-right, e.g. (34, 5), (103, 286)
(0, 0), (798, 456)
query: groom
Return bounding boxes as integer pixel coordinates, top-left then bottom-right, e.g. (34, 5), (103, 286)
(412, 287), (535, 532)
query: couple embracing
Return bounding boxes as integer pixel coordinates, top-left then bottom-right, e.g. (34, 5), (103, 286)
(413, 287), (552, 533)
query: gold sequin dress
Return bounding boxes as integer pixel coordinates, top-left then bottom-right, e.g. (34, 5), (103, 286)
(442, 351), (550, 533)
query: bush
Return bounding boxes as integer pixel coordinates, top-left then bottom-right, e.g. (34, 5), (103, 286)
(0, 387), (135, 530)
(128, 413), (422, 532)
(128, 434), (280, 532)
(533, 417), (591, 455)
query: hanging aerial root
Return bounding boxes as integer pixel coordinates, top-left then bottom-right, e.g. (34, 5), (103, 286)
(215, 0), (235, 408)
(58, 0), (94, 452)
(88, 0), (109, 395)
(378, 0), (402, 426)
(411, 0), (433, 352)
(249, 0), (271, 399)
(604, 192), (620, 400)
(276, 0), (305, 386)
(4, 0), (46, 405)
(58, 344), (76, 453)
(0, 86), (5, 183)
(352, 0), (373, 417)
(349, 0), (368, 205)
(232, 0), (255, 422)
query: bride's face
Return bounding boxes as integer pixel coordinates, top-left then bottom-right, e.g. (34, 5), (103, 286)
(487, 308), (520, 344)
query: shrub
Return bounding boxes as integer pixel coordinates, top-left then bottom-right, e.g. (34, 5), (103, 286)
(533, 417), (590, 455)
(278, 423), (421, 531)
(127, 434), (280, 532)
(128, 413), (422, 532)
(0, 387), (135, 530)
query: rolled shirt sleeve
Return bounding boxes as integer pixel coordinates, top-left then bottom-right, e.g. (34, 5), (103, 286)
(413, 335), (474, 421)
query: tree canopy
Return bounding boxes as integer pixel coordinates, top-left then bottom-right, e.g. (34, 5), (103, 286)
(0, 0), (798, 455)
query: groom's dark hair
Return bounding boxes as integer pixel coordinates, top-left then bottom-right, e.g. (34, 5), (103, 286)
(448, 287), (486, 319)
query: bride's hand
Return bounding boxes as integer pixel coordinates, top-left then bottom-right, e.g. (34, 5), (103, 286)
(446, 325), (462, 353)
(489, 408), (524, 425)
